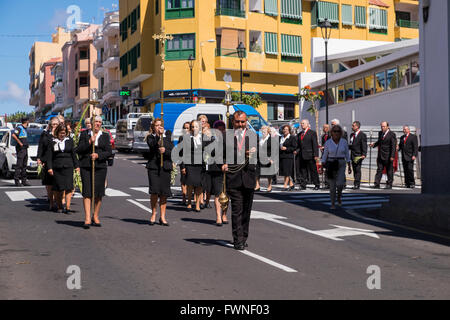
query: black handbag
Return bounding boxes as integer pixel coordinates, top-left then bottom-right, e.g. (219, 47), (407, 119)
(107, 150), (117, 167)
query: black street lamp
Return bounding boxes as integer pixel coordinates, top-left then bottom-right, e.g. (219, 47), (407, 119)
(237, 42), (246, 102)
(188, 54), (195, 103)
(320, 18), (332, 124)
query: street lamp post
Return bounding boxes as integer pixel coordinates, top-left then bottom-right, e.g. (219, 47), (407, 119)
(320, 18), (332, 124)
(188, 54), (195, 103)
(237, 42), (246, 102)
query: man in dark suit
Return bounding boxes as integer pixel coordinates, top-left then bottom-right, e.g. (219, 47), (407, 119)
(370, 121), (397, 189)
(222, 111), (258, 251)
(349, 121), (367, 189)
(295, 119), (320, 190)
(398, 125), (419, 188)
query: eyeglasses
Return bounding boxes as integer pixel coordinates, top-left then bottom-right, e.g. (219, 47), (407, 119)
(234, 120), (246, 123)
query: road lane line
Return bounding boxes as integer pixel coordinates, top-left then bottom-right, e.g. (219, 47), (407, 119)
(5, 191), (37, 202)
(105, 188), (131, 197)
(216, 241), (297, 273)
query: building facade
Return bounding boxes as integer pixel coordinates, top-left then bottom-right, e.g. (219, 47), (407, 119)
(93, 11), (121, 125)
(37, 58), (62, 116)
(28, 27), (71, 116)
(61, 24), (100, 119)
(118, 0), (419, 122)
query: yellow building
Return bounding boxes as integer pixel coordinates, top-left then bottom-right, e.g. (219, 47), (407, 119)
(119, 0), (419, 121)
(28, 27), (71, 113)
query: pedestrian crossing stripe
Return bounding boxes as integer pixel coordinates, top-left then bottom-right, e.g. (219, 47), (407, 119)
(308, 196), (388, 203)
(5, 191), (36, 202)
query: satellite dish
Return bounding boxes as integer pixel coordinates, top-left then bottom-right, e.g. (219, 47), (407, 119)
(223, 72), (232, 83)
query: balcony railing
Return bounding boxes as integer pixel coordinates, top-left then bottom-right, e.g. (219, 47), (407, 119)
(215, 7), (245, 18)
(106, 46), (120, 58)
(104, 80), (120, 93)
(215, 48), (247, 58)
(396, 19), (419, 29)
(94, 61), (103, 70)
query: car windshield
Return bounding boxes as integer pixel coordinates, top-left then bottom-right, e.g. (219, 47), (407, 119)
(135, 118), (152, 132)
(11, 130), (42, 146)
(248, 115), (269, 132)
(0, 131), (6, 141)
(128, 114), (141, 119)
(103, 124), (115, 130)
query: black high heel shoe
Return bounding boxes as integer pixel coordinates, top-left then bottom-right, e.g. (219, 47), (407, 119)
(159, 219), (169, 227)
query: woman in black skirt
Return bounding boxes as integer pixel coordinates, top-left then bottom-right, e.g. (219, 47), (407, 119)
(180, 120), (204, 212)
(146, 118), (174, 226)
(279, 125), (297, 191)
(76, 116), (112, 229)
(37, 117), (60, 210)
(178, 122), (191, 206)
(256, 126), (276, 193)
(46, 124), (80, 213)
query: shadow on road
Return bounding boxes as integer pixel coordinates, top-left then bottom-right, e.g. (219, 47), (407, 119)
(181, 217), (217, 226)
(184, 238), (232, 248)
(55, 220), (85, 229)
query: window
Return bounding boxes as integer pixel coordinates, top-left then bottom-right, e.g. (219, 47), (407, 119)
(281, 34), (302, 62)
(249, 31), (262, 53)
(264, 32), (278, 55)
(386, 67), (398, 90)
(166, 0), (195, 19)
(120, 19), (128, 41)
(375, 71), (385, 93)
(137, 43), (141, 58)
(312, 1), (339, 27)
(155, 39), (160, 55)
(411, 61), (420, 84)
(79, 48), (89, 60)
(264, 0), (278, 17)
(79, 74), (89, 87)
(364, 74), (374, 96)
(267, 103), (295, 121)
(131, 9), (137, 34)
(341, 4), (352, 26)
(137, 5), (140, 20)
(369, 8), (388, 34)
(354, 79), (363, 99)
(355, 6), (366, 27)
(398, 63), (411, 87)
(120, 54), (128, 77)
(75, 79), (79, 96)
(130, 46), (138, 71)
(75, 53), (78, 70)
(166, 33), (195, 60)
(156, 0), (159, 15)
(281, 0), (302, 24)
(344, 81), (353, 101)
(337, 84), (345, 103)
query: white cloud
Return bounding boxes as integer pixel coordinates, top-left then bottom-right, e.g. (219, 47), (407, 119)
(49, 8), (69, 29)
(0, 82), (30, 106)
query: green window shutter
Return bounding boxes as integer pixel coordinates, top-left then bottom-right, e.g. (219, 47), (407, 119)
(264, 32), (278, 55)
(341, 4), (352, 26)
(318, 1), (339, 24)
(369, 8), (388, 30)
(355, 6), (366, 27)
(281, 34), (302, 57)
(265, 0), (278, 17)
(281, 0), (302, 20)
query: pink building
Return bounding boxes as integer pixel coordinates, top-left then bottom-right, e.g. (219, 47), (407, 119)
(61, 24), (100, 119)
(38, 58), (62, 115)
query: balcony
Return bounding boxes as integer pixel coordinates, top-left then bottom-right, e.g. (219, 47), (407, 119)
(52, 79), (64, 92)
(215, 48), (247, 58)
(93, 61), (105, 78)
(93, 33), (104, 49)
(106, 45), (120, 58)
(396, 19), (419, 29)
(103, 80), (121, 102)
(215, 7), (245, 18)
(103, 53), (119, 69)
(103, 15), (120, 37)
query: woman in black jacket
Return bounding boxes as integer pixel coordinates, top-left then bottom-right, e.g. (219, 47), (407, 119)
(180, 120), (204, 213)
(146, 118), (174, 226)
(37, 117), (60, 210)
(178, 122), (191, 206)
(76, 116), (112, 229)
(46, 124), (80, 213)
(279, 125), (297, 191)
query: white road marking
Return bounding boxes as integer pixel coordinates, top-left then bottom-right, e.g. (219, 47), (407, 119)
(312, 198), (389, 204)
(5, 191), (37, 202)
(0, 186), (44, 190)
(127, 199), (152, 214)
(130, 187), (149, 195)
(105, 188), (131, 197)
(216, 241), (297, 273)
(251, 211), (380, 241)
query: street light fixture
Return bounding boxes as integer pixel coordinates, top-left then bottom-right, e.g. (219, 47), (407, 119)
(237, 42), (246, 102)
(188, 54), (195, 103)
(319, 18), (332, 124)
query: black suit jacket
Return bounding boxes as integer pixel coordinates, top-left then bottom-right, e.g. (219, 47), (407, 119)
(349, 131), (368, 159)
(373, 130), (397, 161)
(76, 130), (112, 169)
(226, 131), (258, 189)
(279, 135), (297, 159)
(146, 132), (174, 171)
(37, 130), (53, 163)
(399, 133), (419, 162)
(321, 133), (330, 147)
(296, 129), (319, 160)
(46, 138), (79, 170)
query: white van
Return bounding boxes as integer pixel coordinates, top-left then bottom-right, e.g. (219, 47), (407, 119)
(132, 115), (154, 157)
(115, 119), (134, 152)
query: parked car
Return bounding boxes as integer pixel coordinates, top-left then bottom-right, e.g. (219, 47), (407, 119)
(152, 103), (269, 144)
(0, 128), (43, 179)
(114, 119), (134, 152)
(102, 120), (116, 140)
(28, 123), (45, 129)
(132, 115), (154, 157)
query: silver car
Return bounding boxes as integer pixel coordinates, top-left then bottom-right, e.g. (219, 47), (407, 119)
(132, 115), (153, 158)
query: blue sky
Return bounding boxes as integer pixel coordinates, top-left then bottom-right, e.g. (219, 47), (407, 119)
(0, 0), (118, 116)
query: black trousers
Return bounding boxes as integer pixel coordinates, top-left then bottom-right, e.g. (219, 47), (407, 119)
(299, 158), (320, 187)
(14, 148), (28, 182)
(352, 159), (363, 186)
(402, 160), (415, 186)
(228, 187), (255, 246)
(375, 158), (394, 186)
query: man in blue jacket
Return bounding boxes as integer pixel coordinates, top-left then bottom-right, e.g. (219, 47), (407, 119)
(11, 118), (30, 187)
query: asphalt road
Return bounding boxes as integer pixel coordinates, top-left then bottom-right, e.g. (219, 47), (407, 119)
(0, 152), (449, 300)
